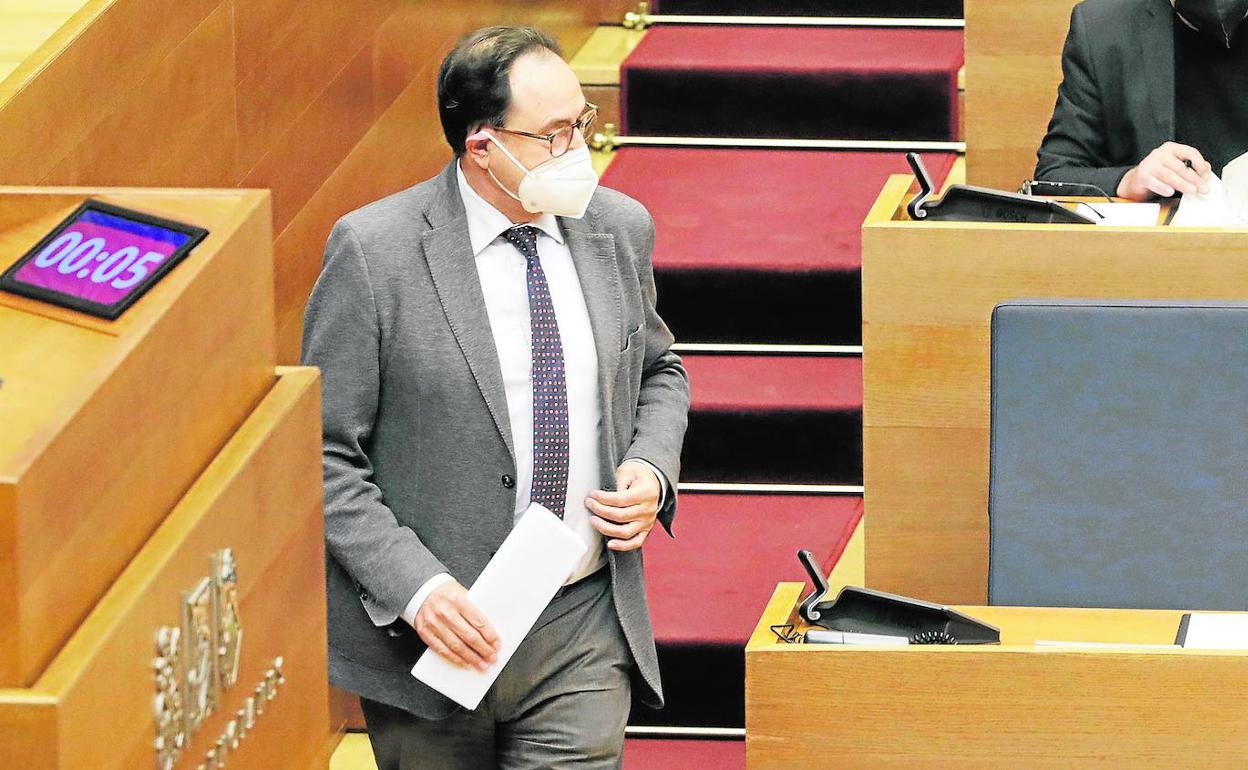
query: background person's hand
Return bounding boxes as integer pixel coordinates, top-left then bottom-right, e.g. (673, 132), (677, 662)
(412, 580), (500, 670)
(586, 461), (662, 551)
(1117, 142), (1212, 200)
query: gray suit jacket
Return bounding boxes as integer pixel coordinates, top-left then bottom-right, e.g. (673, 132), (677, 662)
(301, 160), (690, 719)
(1035, 0), (1176, 195)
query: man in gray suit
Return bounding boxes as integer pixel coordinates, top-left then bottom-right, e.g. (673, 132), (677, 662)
(1036, 0), (1247, 200)
(301, 25), (690, 770)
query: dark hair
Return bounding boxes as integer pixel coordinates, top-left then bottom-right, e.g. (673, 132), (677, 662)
(437, 26), (562, 156)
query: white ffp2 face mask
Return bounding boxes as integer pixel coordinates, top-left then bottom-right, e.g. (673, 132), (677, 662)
(479, 132), (599, 218)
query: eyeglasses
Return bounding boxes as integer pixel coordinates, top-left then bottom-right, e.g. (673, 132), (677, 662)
(491, 104), (598, 158)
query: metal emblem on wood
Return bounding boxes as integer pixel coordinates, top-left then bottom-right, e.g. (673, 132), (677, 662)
(181, 576), (218, 733)
(153, 626), (186, 770)
(153, 548), (284, 770)
(211, 548), (243, 690)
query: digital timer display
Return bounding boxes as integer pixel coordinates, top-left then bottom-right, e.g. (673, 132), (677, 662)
(0, 200), (208, 320)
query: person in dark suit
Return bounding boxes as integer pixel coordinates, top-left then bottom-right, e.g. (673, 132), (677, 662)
(1036, 0), (1248, 201)
(301, 25), (690, 769)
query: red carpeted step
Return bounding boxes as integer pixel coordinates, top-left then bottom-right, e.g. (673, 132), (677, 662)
(623, 738), (745, 770)
(602, 147), (956, 344)
(686, 354), (861, 412)
(604, 147), (956, 274)
(652, 0), (962, 17)
(621, 26), (964, 139)
(646, 493), (863, 646)
(680, 355), (863, 484)
(631, 492), (861, 727)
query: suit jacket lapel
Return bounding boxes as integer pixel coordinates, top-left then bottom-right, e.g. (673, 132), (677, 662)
(560, 212), (623, 448)
(1138, 0), (1176, 147)
(422, 161), (515, 460)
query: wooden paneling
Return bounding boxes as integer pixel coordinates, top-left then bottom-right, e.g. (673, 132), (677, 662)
(329, 686), (363, 734)
(570, 25), (645, 86)
(827, 518), (865, 593)
(239, 39), (376, 233)
(571, 26), (644, 145)
(861, 175), (1248, 604)
(862, 425), (988, 601)
(747, 583), (1248, 769)
(583, 85), (621, 140)
(0, 0), (630, 363)
(964, 0), (1080, 189)
(0, 2), (88, 83)
(0, 0), (221, 183)
(41, 3), (238, 189)
(233, 2), (392, 177)
(0, 187), (275, 687)
(0, 367), (329, 770)
(232, 0), (304, 82)
(333, 697), (367, 737)
(331, 734), (378, 770)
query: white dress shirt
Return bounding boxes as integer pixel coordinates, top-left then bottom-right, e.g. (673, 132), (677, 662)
(389, 162), (666, 627)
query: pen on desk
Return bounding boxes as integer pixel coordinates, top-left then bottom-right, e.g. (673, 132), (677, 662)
(804, 630), (911, 646)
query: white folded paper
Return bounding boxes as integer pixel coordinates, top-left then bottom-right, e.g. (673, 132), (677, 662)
(410, 503), (587, 709)
(1179, 613), (1248, 650)
(1171, 151), (1248, 227)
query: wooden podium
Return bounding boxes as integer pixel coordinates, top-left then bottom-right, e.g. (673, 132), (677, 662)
(0, 189), (333, 768)
(0, 188), (277, 686)
(746, 582), (1248, 769)
(860, 175), (1248, 605)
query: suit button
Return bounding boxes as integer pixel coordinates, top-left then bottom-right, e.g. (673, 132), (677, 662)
(501, 474), (515, 489)
(360, 591), (370, 601)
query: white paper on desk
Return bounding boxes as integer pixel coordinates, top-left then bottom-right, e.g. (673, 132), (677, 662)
(1171, 152), (1248, 227)
(1171, 174), (1243, 227)
(1180, 613), (1248, 650)
(1075, 202), (1161, 227)
(411, 503), (587, 709)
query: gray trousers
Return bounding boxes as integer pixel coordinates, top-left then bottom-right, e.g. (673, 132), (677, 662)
(361, 568), (632, 770)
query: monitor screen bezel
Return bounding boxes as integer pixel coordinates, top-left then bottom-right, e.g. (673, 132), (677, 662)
(0, 199), (210, 320)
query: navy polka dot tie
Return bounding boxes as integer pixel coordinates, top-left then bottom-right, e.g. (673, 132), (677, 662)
(503, 226), (570, 519)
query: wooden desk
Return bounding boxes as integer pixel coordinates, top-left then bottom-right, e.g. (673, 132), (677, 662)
(747, 582), (1248, 769)
(861, 175), (1248, 605)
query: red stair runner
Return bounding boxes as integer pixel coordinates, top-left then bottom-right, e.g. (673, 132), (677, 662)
(621, 26), (964, 139)
(652, 0), (962, 16)
(685, 355), (862, 413)
(602, 147), (957, 273)
(623, 738), (745, 769)
(646, 493), (863, 646)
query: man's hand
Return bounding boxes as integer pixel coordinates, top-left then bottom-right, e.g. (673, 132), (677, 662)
(413, 580), (500, 670)
(1117, 142), (1212, 200)
(586, 461), (662, 551)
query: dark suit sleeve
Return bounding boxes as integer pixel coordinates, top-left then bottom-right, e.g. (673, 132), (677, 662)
(1035, 5), (1136, 196)
(621, 209), (690, 535)
(301, 219), (448, 615)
